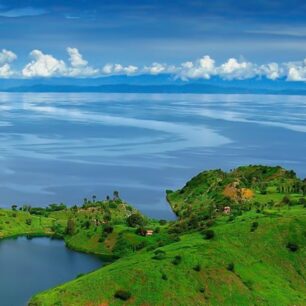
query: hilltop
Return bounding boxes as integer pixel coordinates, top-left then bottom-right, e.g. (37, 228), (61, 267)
(0, 165), (305, 305)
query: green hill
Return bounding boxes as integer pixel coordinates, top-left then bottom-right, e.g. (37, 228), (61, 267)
(1, 165), (305, 305)
(30, 206), (306, 305)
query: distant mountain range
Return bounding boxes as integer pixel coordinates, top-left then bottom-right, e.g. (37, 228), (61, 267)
(1, 75), (306, 94)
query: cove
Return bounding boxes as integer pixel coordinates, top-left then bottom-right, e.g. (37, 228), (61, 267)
(0, 237), (103, 306)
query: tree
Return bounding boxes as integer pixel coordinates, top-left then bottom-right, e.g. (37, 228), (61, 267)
(11, 204), (17, 211)
(203, 229), (215, 240)
(66, 218), (76, 235)
(92, 195), (96, 203)
(127, 213), (145, 227)
(113, 190), (120, 200)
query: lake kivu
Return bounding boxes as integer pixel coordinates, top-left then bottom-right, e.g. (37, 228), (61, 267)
(0, 237), (103, 306)
(0, 93), (306, 218)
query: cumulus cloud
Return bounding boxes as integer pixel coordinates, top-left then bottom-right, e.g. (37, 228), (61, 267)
(285, 60), (306, 81)
(0, 49), (17, 65)
(178, 55), (216, 80)
(259, 63), (282, 80)
(143, 62), (177, 75)
(0, 49), (17, 78)
(22, 50), (66, 77)
(66, 47), (98, 77)
(22, 48), (98, 78)
(102, 63), (138, 75)
(3, 47), (306, 81)
(0, 63), (14, 78)
(217, 58), (256, 80)
(67, 47), (88, 67)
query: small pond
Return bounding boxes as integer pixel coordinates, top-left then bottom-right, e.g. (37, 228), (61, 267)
(0, 237), (103, 306)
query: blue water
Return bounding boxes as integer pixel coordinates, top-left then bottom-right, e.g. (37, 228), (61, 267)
(0, 93), (305, 218)
(0, 237), (102, 306)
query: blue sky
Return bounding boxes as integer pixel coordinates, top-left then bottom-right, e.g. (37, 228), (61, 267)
(1, 0), (306, 80)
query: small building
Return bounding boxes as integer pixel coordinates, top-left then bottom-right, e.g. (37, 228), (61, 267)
(146, 229), (154, 236)
(223, 206), (231, 214)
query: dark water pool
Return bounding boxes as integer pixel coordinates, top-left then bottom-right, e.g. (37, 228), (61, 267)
(0, 237), (103, 306)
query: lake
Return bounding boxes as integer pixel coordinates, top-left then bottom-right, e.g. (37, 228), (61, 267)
(0, 93), (305, 218)
(0, 237), (103, 306)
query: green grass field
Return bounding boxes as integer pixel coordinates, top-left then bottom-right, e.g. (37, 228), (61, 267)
(1, 165), (305, 305)
(29, 206), (306, 306)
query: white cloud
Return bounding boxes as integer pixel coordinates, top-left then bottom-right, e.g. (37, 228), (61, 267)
(0, 49), (17, 78)
(0, 49), (17, 65)
(0, 63), (14, 78)
(259, 63), (282, 80)
(178, 55), (216, 80)
(217, 58), (255, 80)
(66, 48), (98, 77)
(102, 63), (138, 75)
(285, 60), (306, 81)
(2, 47), (306, 81)
(22, 48), (98, 78)
(22, 50), (66, 77)
(67, 47), (88, 67)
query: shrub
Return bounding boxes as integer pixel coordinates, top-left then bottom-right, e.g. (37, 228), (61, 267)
(286, 242), (299, 252)
(203, 229), (215, 240)
(152, 249), (166, 260)
(193, 264), (201, 272)
(206, 219), (215, 227)
(127, 213), (145, 227)
(250, 221), (259, 232)
(172, 255), (182, 265)
(161, 273), (168, 280)
(135, 227), (146, 236)
(227, 262), (235, 272)
(103, 224), (114, 234)
(159, 219), (167, 225)
(114, 290), (131, 301)
(25, 218), (32, 225)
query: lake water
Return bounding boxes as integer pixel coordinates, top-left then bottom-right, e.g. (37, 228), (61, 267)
(0, 93), (305, 218)
(0, 237), (103, 306)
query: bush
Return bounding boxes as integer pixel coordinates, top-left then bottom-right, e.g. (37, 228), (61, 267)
(135, 227), (146, 236)
(159, 219), (167, 225)
(25, 218), (32, 225)
(152, 249), (166, 260)
(250, 221), (259, 232)
(286, 242), (299, 252)
(227, 262), (235, 272)
(193, 264), (201, 272)
(127, 213), (145, 227)
(172, 255), (182, 265)
(103, 224), (114, 234)
(203, 229), (215, 240)
(114, 290), (131, 301)
(161, 273), (168, 280)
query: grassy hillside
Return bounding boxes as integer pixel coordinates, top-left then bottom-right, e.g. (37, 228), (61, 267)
(30, 206), (306, 306)
(27, 165), (306, 306)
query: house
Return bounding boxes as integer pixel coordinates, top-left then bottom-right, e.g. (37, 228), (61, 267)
(145, 229), (154, 236)
(223, 206), (231, 214)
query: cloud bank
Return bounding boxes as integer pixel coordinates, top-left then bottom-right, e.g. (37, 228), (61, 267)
(2, 47), (306, 81)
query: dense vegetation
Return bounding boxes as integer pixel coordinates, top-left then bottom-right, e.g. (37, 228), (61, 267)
(0, 165), (305, 305)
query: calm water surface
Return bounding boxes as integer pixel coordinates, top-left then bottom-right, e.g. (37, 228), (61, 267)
(0, 93), (305, 218)
(0, 237), (102, 306)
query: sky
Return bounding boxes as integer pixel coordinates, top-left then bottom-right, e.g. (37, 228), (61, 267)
(1, 0), (306, 80)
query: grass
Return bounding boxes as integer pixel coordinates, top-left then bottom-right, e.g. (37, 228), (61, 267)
(1, 165), (305, 305)
(29, 206), (306, 306)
